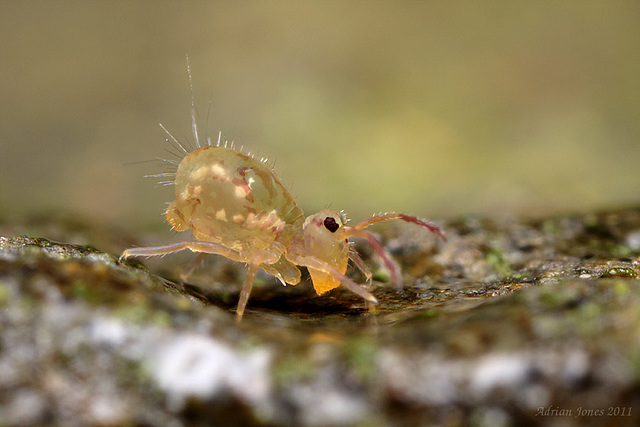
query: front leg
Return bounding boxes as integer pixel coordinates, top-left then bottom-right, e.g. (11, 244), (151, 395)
(337, 227), (402, 287)
(286, 252), (378, 304)
(348, 245), (372, 287)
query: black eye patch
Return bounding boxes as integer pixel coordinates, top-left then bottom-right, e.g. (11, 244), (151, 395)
(323, 217), (339, 232)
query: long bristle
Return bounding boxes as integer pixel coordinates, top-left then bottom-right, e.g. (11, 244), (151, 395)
(186, 54), (201, 149)
(159, 123), (189, 155)
(155, 157), (180, 166)
(144, 173), (176, 178)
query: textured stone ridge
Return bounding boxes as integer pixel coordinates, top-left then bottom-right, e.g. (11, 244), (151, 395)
(1, 207), (640, 425)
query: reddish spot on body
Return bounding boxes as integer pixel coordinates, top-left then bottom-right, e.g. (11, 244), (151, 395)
(232, 167), (254, 203)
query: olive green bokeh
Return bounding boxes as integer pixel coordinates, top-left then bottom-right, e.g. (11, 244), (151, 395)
(1, 1), (639, 228)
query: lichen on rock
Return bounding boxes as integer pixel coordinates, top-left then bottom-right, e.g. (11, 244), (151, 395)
(1, 207), (640, 425)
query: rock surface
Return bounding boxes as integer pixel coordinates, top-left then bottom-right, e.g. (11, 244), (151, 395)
(1, 208), (640, 426)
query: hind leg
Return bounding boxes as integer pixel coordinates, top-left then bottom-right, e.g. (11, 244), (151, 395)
(179, 252), (208, 282)
(121, 241), (280, 320)
(120, 240), (244, 262)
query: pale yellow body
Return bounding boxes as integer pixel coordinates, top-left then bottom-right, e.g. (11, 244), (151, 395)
(166, 146), (303, 254)
(164, 146), (307, 286)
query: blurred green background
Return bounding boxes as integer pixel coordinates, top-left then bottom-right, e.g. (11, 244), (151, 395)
(1, 1), (639, 231)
